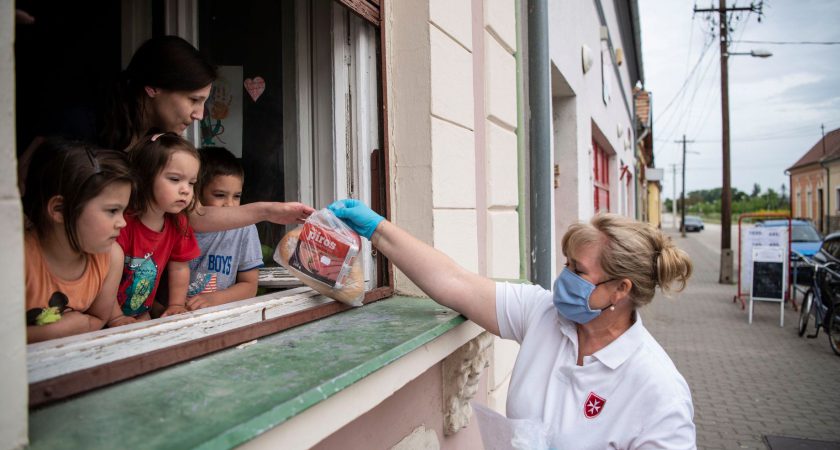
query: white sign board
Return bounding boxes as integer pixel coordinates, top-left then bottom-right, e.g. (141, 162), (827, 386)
(749, 246), (787, 326)
(740, 227), (788, 294)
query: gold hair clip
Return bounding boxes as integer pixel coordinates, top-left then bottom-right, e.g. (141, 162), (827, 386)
(151, 132), (165, 142)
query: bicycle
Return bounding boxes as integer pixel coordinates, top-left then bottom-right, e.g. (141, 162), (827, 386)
(794, 251), (840, 356)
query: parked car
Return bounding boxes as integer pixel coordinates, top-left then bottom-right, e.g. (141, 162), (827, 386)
(757, 219), (822, 284)
(814, 231), (840, 266)
(681, 215), (705, 232)
(810, 231), (840, 309)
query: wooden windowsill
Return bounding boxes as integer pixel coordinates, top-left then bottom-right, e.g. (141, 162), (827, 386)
(28, 285), (392, 406)
(28, 297), (469, 449)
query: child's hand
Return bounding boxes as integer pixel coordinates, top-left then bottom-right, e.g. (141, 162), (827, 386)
(267, 202), (314, 225)
(108, 315), (138, 328)
(186, 294), (218, 311)
(161, 304), (188, 317)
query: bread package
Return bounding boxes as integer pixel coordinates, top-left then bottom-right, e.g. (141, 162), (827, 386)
(274, 209), (365, 306)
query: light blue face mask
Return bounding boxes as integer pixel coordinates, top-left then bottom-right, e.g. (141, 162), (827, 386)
(552, 268), (614, 324)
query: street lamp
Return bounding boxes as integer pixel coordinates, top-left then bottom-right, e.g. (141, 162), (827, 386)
(726, 49), (773, 58)
(717, 47), (773, 283)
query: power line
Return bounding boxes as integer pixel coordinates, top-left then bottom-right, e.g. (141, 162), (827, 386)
(733, 39), (840, 45)
(652, 39), (715, 129)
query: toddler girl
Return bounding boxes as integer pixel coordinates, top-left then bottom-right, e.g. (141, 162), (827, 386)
(23, 139), (136, 343)
(117, 132), (201, 319)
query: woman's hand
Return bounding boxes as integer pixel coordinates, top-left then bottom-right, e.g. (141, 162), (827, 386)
(328, 199), (384, 239)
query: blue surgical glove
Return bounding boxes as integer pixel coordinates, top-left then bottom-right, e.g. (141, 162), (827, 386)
(328, 199), (384, 240)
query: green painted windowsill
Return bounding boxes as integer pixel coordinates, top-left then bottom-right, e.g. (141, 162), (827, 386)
(28, 297), (465, 450)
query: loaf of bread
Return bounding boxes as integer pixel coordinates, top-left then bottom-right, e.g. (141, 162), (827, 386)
(275, 227), (365, 306)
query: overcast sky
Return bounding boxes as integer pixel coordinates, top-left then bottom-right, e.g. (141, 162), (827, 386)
(638, 0), (840, 202)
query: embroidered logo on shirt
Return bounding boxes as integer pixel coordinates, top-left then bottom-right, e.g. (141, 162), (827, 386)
(583, 391), (606, 419)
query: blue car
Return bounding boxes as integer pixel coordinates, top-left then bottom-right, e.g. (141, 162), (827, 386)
(756, 219), (822, 283)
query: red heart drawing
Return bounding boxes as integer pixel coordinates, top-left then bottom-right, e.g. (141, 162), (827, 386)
(244, 77), (265, 102)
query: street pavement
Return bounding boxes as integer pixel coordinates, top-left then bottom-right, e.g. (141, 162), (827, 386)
(643, 221), (840, 449)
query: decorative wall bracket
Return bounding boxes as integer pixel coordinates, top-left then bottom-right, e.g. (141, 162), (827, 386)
(442, 331), (493, 435)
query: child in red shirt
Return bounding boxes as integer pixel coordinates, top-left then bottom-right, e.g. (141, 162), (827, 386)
(117, 132), (201, 319)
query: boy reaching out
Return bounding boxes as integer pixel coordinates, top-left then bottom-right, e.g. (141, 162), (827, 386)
(186, 147), (263, 310)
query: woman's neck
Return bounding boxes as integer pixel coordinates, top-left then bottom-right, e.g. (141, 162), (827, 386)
(39, 227), (87, 281)
(575, 309), (634, 365)
(139, 207), (166, 232)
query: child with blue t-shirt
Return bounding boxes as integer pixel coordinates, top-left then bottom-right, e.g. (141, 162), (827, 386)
(186, 147), (263, 310)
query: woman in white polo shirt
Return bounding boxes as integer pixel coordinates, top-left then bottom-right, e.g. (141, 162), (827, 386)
(328, 199), (695, 449)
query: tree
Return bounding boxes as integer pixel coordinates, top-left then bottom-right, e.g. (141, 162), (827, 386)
(751, 183), (761, 198)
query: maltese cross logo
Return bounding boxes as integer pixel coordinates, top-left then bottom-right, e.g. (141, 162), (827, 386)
(583, 391), (606, 419)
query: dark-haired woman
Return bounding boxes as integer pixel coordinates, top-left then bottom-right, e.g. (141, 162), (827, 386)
(106, 36), (312, 230)
(20, 36), (312, 229)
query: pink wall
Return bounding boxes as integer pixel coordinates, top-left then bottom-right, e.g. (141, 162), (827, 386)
(313, 361), (489, 449)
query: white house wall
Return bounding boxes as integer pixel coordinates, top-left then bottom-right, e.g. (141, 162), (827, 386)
(0, 0), (28, 447)
(547, 0), (638, 249)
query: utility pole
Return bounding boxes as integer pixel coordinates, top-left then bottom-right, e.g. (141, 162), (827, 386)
(672, 164), (678, 229)
(694, 0), (764, 284)
(676, 135), (695, 237)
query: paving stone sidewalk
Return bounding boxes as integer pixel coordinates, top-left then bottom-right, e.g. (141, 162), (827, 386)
(643, 230), (840, 449)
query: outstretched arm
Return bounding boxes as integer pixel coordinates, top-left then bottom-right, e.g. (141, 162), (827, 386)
(189, 202), (314, 233)
(330, 200), (499, 335)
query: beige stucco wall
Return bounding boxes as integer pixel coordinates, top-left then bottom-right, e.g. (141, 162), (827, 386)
(648, 182), (661, 229)
(0, 0), (28, 448)
(825, 160), (840, 219)
(790, 166), (823, 226)
(483, 0), (519, 281)
(387, 0), (522, 430)
(478, 0), (521, 416)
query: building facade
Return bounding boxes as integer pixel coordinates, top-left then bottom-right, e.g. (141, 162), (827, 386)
(787, 128), (840, 234)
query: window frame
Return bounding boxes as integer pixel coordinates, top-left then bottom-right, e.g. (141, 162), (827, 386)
(592, 139), (611, 213)
(26, 0), (392, 408)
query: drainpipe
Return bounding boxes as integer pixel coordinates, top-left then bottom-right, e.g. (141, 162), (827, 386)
(527, 0), (551, 289)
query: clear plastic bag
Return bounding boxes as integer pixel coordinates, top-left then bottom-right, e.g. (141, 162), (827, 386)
(273, 209), (365, 306)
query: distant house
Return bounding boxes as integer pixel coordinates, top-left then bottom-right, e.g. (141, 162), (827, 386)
(634, 87), (662, 228)
(787, 128), (840, 234)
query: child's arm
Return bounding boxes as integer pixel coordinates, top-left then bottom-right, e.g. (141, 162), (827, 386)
(161, 260), (191, 317)
(189, 202), (314, 233)
(27, 311), (105, 343)
(26, 243), (128, 343)
(94, 244), (137, 328)
(186, 268), (259, 311)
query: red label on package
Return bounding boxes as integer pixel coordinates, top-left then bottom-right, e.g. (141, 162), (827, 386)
(289, 222), (360, 288)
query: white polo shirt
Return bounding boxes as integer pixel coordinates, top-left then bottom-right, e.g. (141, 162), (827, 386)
(496, 282), (696, 449)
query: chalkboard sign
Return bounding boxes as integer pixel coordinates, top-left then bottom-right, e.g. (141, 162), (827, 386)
(750, 246), (786, 301)
(749, 247), (786, 326)
(752, 261), (784, 300)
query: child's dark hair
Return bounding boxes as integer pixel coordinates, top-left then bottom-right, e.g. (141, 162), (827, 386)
(196, 146), (244, 200)
(126, 132), (200, 218)
(22, 138), (134, 253)
(100, 36), (217, 150)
